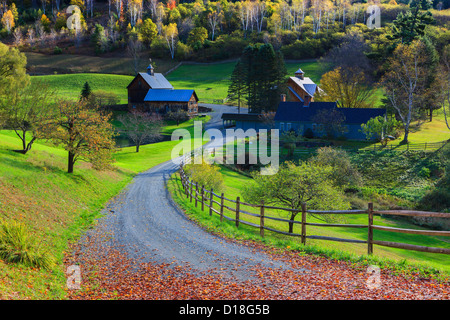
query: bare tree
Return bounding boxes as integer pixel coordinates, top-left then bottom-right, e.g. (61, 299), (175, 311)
(118, 110), (163, 152)
(13, 27), (23, 46)
(127, 38), (143, 75)
(382, 40), (427, 143)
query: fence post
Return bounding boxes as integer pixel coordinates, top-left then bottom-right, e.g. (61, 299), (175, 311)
(195, 183), (198, 208)
(368, 202), (374, 255)
(220, 193), (224, 223)
(236, 196), (240, 228)
(209, 188), (213, 216)
(201, 185), (205, 211)
(301, 202), (307, 245)
(424, 142), (427, 150)
(189, 181), (193, 202)
(260, 200), (265, 238)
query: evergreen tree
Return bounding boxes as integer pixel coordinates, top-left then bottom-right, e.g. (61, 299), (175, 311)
(227, 59), (247, 114)
(240, 45), (259, 112)
(237, 44), (287, 113)
(91, 24), (108, 54)
(80, 81), (92, 101)
(419, 36), (441, 121)
(389, 0), (434, 44)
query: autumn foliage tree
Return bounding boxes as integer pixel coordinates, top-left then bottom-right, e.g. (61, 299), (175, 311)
(42, 100), (116, 173)
(162, 23), (178, 59)
(316, 67), (376, 109)
(1, 10), (15, 33)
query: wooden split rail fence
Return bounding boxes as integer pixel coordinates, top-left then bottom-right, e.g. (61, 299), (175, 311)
(178, 164), (450, 256)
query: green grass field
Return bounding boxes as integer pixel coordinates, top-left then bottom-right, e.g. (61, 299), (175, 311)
(31, 59), (387, 108)
(165, 60), (323, 104)
(169, 164), (450, 276)
(31, 73), (133, 104)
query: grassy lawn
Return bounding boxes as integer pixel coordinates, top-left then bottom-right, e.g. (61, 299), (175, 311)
(393, 110), (450, 145)
(166, 62), (236, 104)
(169, 164), (450, 277)
(31, 73), (133, 104)
(166, 60), (323, 104)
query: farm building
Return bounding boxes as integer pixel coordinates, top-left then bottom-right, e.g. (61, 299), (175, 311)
(127, 64), (199, 116)
(286, 68), (323, 104)
(221, 66), (385, 140)
(274, 101), (386, 140)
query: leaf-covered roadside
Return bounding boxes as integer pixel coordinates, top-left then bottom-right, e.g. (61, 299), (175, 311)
(65, 228), (449, 300)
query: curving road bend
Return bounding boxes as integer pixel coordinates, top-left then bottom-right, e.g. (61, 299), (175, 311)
(83, 104), (291, 282)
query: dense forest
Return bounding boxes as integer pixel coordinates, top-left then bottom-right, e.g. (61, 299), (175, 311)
(0, 0), (449, 62)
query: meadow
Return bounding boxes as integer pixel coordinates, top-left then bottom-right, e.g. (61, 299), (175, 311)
(31, 73), (133, 104)
(169, 163), (450, 276)
(30, 59), (386, 108)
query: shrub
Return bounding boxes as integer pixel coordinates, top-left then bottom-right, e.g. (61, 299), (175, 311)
(0, 220), (55, 270)
(419, 166), (431, 178)
(184, 161), (224, 192)
(53, 46), (62, 54)
(310, 147), (362, 188)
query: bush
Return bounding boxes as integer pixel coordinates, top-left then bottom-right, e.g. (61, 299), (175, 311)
(310, 147), (362, 188)
(184, 161), (224, 192)
(53, 46), (62, 55)
(419, 166), (431, 178)
(0, 220), (55, 270)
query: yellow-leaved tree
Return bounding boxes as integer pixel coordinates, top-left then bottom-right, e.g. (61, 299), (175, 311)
(1, 10), (15, 33)
(315, 66), (376, 109)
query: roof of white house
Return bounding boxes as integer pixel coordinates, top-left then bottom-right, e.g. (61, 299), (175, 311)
(138, 72), (174, 90)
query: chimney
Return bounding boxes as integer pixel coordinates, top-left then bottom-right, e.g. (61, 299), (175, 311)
(304, 95), (311, 107)
(281, 94), (286, 102)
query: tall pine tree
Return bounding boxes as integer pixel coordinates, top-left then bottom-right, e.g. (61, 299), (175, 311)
(389, 0), (434, 44)
(80, 81), (92, 101)
(227, 60), (247, 114)
(232, 44), (287, 113)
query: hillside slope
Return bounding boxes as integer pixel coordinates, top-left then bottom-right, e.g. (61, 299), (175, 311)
(0, 131), (180, 299)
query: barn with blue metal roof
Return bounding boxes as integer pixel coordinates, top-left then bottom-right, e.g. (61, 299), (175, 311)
(127, 64), (199, 116)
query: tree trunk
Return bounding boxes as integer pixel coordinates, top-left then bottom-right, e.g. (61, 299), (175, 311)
(402, 127), (409, 144)
(23, 137), (36, 154)
(22, 130), (27, 152)
(68, 151), (75, 173)
(136, 143), (140, 153)
(288, 212), (296, 234)
(429, 109), (433, 122)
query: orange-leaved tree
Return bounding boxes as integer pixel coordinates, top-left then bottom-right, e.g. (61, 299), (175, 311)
(41, 99), (117, 173)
